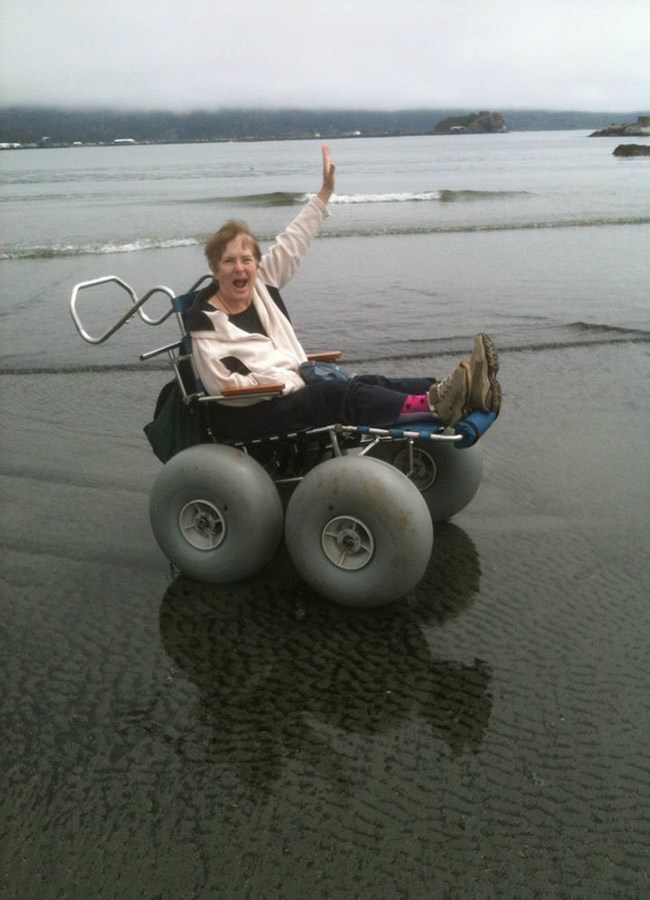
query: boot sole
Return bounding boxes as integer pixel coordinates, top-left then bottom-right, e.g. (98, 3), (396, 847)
(479, 333), (499, 375)
(474, 334), (502, 414)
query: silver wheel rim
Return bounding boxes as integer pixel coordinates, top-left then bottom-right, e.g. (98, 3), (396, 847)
(393, 447), (437, 491)
(321, 515), (375, 571)
(178, 499), (226, 551)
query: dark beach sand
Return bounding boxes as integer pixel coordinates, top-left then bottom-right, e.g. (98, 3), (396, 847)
(1, 343), (649, 899)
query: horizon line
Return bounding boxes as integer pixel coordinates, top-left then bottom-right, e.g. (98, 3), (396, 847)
(1, 103), (647, 115)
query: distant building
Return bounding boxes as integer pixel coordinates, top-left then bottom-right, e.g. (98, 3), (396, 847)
(113, 138), (136, 145)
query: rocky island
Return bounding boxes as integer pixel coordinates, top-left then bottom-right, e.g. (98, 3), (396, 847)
(612, 143), (650, 157)
(590, 115), (650, 137)
(433, 111), (508, 134)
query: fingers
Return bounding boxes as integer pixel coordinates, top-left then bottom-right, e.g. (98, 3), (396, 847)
(317, 144), (335, 203)
(323, 145), (335, 181)
(322, 144), (334, 173)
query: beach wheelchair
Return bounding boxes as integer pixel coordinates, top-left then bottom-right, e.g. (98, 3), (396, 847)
(70, 275), (498, 608)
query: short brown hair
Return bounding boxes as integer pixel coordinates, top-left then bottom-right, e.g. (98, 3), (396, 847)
(204, 220), (262, 272)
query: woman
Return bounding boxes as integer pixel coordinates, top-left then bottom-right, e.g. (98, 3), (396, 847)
(185, 146), (501, 441)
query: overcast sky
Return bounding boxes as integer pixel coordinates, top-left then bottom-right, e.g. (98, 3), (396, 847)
(1, 0), (648, 112)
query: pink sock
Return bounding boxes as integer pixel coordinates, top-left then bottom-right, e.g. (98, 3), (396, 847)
(396, 394), (434, 423)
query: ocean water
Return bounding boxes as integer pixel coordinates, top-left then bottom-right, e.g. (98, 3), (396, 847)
(1, 131), (649, 373)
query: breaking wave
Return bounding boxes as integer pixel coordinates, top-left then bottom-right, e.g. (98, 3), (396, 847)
(179, 188), (531, 207)
(321, 215), (650, 240)
(3, 215), (649, 261)
(438, 189), (531, 202)
(0, 236), (201, 261)
(333, 189), (532, 204)
(183, 191), (307, 207)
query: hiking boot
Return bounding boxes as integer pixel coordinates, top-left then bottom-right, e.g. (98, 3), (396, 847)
(468, 333), (502, 414)
(428, 362), (470, 426)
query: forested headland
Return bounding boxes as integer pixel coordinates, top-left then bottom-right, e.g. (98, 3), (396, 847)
(1, 106), (645, 146)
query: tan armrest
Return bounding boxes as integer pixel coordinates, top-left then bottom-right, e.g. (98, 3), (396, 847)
(220, 382), (285, 397)
(306, 350), (342, 362)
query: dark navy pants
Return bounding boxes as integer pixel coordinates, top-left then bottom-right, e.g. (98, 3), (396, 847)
(207, 375), (435, 441)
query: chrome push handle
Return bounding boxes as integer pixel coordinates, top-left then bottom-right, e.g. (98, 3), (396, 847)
(69, 275), (176, 344)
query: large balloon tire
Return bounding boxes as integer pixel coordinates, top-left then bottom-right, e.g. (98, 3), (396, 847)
(366, 439), (483, 523)
(150, 444), (283, 583)
(284, 456), (433, 608)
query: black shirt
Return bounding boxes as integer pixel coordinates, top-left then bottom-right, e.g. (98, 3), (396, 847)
(229, 304), (267, 336)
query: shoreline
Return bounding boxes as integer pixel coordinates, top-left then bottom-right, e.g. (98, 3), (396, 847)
(5, 127), (650, 151)
(0, 130), (564, 151)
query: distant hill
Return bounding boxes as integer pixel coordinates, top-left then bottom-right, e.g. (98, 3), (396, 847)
(1, 106), (647, 146)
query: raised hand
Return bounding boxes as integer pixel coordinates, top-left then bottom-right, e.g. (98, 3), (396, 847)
(317, 144), (336, 204)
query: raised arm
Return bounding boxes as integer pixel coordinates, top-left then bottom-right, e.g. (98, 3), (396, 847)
(259, 145), (336, 289)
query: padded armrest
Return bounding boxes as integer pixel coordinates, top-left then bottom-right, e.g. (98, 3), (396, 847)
(220, 382), (285, 397)
(306, 350), (342, 362)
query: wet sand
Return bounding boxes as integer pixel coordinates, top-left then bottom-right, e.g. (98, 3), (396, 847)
(1, 343), (649, 899)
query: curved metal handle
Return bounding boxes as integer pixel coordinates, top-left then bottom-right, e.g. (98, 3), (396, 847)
(69, 276), (176, 344)
(135, 286), (178, 326)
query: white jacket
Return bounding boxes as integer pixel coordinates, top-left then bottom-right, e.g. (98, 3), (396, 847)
(190, 196), (329, 406)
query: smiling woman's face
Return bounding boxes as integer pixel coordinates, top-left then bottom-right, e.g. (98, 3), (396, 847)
(213, 234), (258, 307)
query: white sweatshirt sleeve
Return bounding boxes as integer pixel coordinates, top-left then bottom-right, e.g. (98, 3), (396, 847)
(258, 195), (329, 289)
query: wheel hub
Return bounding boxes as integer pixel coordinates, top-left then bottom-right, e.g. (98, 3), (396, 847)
(178, 499), (226, 551)
(321, 515), (375, 571)
(393, 447), (437, 491)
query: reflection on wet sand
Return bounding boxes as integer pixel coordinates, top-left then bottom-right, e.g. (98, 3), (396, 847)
(158, 523), (492, 794)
